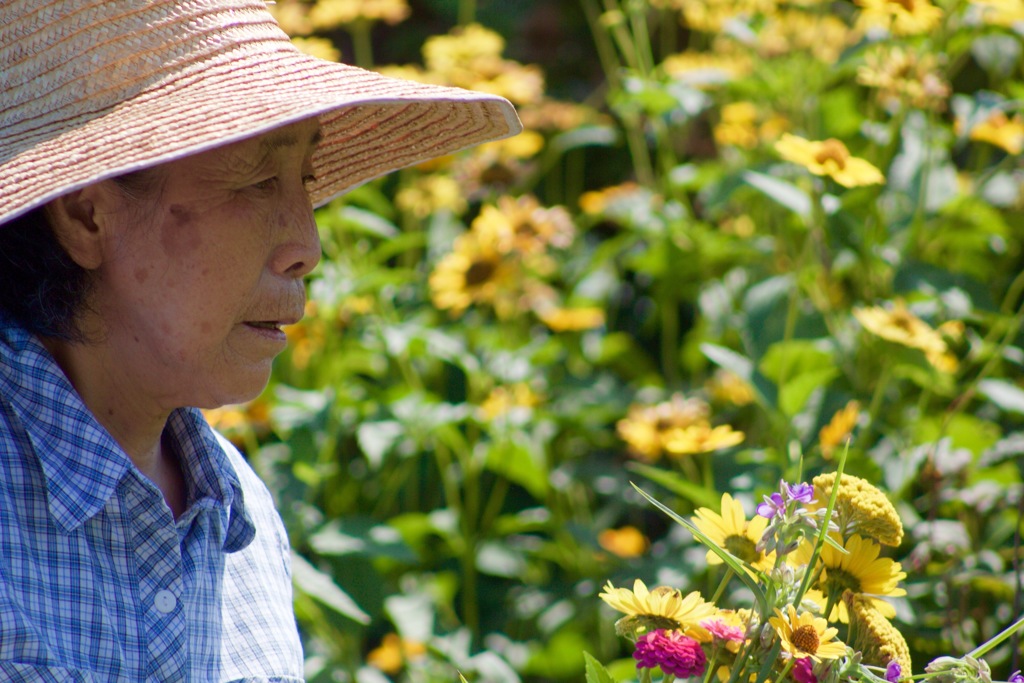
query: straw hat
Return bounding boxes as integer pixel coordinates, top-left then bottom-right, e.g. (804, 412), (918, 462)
(0, 0), (522, 226)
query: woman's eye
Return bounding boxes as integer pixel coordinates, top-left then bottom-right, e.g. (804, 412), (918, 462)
(251, 177), (278, 192)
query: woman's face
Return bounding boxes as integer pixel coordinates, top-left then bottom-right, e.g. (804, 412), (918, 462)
(91, 118), (322, 409)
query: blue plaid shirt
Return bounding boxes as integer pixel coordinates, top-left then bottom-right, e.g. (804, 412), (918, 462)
(0, 317), (304, 682)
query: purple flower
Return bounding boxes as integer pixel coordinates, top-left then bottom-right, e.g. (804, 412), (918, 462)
(1010, 670), (1024, 683)
(633, 630), (707, 678)
(791, 657), (817, 683)
(885, 661), (902, 682)
(757, 492), (786, 519)
(785, 482), (815, 504)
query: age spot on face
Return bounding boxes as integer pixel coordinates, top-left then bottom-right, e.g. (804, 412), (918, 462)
(160, 204), (203, 258)
(134, 268), (149, 284)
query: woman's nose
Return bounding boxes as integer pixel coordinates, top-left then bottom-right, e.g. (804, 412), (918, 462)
(271, 188), (321, 279)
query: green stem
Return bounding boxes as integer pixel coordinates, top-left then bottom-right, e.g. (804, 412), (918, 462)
(773, 658), (795, 683)
(967, 613), (1024, 659)
(457, 0), (476, 25)
(711, 568), (736, 604)
(794, 445), (849, 606)
(348, 19), (374, 69)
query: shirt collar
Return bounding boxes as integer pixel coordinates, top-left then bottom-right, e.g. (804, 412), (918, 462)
(0, 317), (254, 549)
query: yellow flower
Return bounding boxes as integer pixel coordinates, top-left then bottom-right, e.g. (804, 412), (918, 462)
(366, 633), (426, 674)
(599, 579), (717, 639)
(797, 534), (906, 622)
(309, 0), (411, 28)
(857, 46), (950, 113)
(692, 494), (775, 573)
(598, 526), (650, 558)
(395, 175), (467, 219)
(715, 102), (760, 149)
(288, 36), (341, 62)
(479, 383), (540, 420)
(661, 49), (753, 88)
(775, 134), (885, 187)
(757, 10), (858, 63)
(971, 0), (1024, 26)
(705, 370), (755, 406)
(579, 182), (642, 215)
(853, 301), (957, 372)
(616, 394), (711, 461)
(663, 423), (745, 455)
(810, 472), (904, 547)
(476, 195), (574, 255)
(856, 0), (943, 35)
(422, 24), (544, 105)
(845, 593), (912, 674)
(660, 0), (778, 32)
(537, 306), (606, 332)
(969, 110), (1024, 155)
(769, 605), (848, 662)
(819, 400), (860, 459)
(429, 224), (522, 319)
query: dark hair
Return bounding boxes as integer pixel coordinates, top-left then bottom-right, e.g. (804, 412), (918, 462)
(0, 205), (92, 341)
(0, 168), (164, 341)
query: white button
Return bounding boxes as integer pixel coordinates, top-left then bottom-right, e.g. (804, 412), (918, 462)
(154, 590), (177, 614)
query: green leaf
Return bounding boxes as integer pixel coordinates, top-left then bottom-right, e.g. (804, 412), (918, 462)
(626, 461), (720, 509)
(336, 205), (399, 238)
(978, 379), (1024, 415)
(760, 340), (840, 416)
(308, 517), (417, 563)
(741, 170), (811, 220)
(484, 440), (548, 499)
(583, 652), (617, 683)
(355, 420), (403, 469)
(290, 552), (370, 624)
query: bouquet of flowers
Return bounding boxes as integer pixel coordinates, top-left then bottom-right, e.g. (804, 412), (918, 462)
(588, 460), (1024, 683)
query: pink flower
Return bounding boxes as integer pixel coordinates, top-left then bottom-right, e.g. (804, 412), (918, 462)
(633, 630), (707, 678)
(791, 657), (817, 683)
(700, 618), (745, 644)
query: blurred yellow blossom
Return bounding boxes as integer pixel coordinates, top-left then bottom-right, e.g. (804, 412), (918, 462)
(663, 423), (745, 455)
(856, 0), (943, 35)
(395, 175), (467, 218)
(819, 400), (860, 459)
(579, 182), (642, 215)
(661, 49), (753, 88)
(422, 24), (544, 105)
(705, 370), (755, 406)
(366, 633), (426, 674)
(309, 0), (410, 28)
(616, 394), (711, 461)
(714, 102), (789, 149)
(853, 302), (958, 372)
(288, 35), (341, 61)
(479, 383), (540, 420)
(476, 195), (574, 255)
(537, 306), (606, 332)
(775, 134), (885, 187)
(857, 46), (950, 112)
(970, 0), (1024, 25)
(664, 0), (778, 32)
(757, 10), (858, 63)
(969, 110), (1024, 154)
(598, 526), (649, 558)
(203, 398), (272, 448)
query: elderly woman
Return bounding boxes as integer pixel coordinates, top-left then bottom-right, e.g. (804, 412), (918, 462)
(0, 1), (518, 680)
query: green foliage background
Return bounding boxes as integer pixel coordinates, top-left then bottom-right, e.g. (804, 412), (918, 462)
(214, 0), (1024, 680)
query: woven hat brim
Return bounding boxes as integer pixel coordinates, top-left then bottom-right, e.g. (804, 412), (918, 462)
(0, 45), (521, 225)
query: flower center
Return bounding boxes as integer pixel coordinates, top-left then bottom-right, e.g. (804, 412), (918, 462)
(724, 534), (760, 564)
(813, 139), (849, 169)
(824, 567), (863, 596)
(465, 259), (498, 286)
(791, 625), (820, 654)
